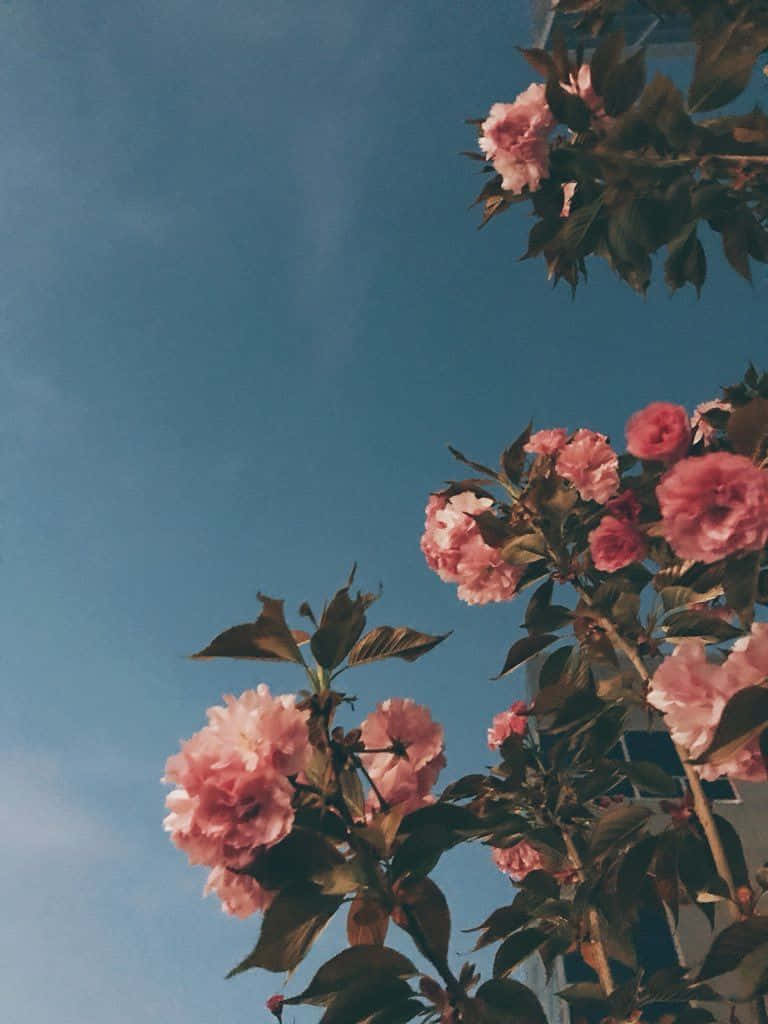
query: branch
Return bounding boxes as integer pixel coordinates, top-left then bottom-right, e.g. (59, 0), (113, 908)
(586, 602), (740, 921)
(562, 831), (616, 997)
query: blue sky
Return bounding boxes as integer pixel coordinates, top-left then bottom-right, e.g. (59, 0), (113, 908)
(1, 2), (767, 1022)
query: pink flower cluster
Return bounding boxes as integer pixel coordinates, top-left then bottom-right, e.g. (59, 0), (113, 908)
(626, 402), (691, 463)
(421, 492), (523, 605)
(648, 629), (768, 782)
(492, 840), (545, 881)
(487, 701), (528, 750)
(164, 685), (310, 916)
(556, 429), (620, 504)
(479, 85), (554, 194)
(657, 452), (768, 563)
(360, 698), (445, 815)
(588, 490), (646, 572)
(525, 428), (568, 456)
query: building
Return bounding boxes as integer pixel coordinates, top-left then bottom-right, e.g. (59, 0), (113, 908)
(530, 0), (692, 56)
(523, 655), (767, 1024)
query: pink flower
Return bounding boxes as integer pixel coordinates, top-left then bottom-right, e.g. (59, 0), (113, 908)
(657, 453), (768, 563)
(420, 492), (524, 605)
(204, 865), (273, 918)
(204, 685), (310, 777)
(692, 399), (732, 446)
(479, 85), (555, 194)
(589, 515), (646, 571)
(556, 429), (620, 504)
(626, 402), (691, 463)
(488, 701), (528, 750)
(606, 490), (641, 521)
(492, 841), (546, 882)
(163, 687), (308, 868)
(647, 643), (729, 761)
(164, 754), (295, 868)
(722, 622), (768, 688)
(648, 640), (768, 783)
(360, 698), (445, 814)
(524, 428), (568, 456)
(560, 181), (577, 218)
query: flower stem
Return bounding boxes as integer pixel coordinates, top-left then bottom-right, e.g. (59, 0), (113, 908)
(588, 604), (739, 920)
(562, 831), (615, 997)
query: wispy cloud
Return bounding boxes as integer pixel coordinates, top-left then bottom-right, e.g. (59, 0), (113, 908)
(0, 751), (120, 860)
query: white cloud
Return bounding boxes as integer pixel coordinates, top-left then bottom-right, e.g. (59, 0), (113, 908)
(0, 751), (120, 860)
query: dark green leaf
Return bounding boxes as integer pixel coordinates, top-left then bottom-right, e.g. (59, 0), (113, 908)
(367, 999), (426, 1024)
(692, 686), (768, 768)
(347, 626), (450, 666)
(590, 30), (625, 97)
(619, 760), (680, 797)
(724, 552), (761, 628)
(602, 49), (646, 117)
(546, 78), (591, 132)
(664, 610), (742, 644)
(320, 978), (416, 1024)
(311, 584), (378, 669)
(617, 835), (658, 914)
(493, 928), (550, 978)
(698, 917), (768, 981)
(192, 594), (305, 662)
(589, 804), (651, 858)
(476, 978), (547, 1024)
(493, 634), (557, 679)
(287, 946), (417, 1006)
(227, 884), (343, 976)
(391, 824), (454, 880)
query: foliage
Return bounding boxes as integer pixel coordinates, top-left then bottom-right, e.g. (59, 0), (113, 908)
(470, 1), (768, 295)
(165, 368), (768, 1023)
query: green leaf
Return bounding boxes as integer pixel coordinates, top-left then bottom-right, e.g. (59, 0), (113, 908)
(287, 946), (417, 1006)
(476, 978), (548, 1024)
(243, 829), (344, 891)
(713, 814), (750, 889)
(546, 77), (590, 132)
(558, 982), (610, 1011)
(689, 19), (768, 112)
(393, 877), (451, 964)
(589, 29), (625, 98)
(617, 835), (658, 914)
(347, 625), (450, 666)
(539, 645), (574, 688)
(698, 917), (768, 981)
(724, 551), (761, 628)
(319, 978), (416, 1024)
(191, 594), (306, 662)
(391, 824), (454, 880)
(501, 423), (532, 483)
(727, 398), (768, 459)
(339, 766), (367, 822)
(588, 804), (651, 858)
(665, 225), (706, 297)
(691, 686), (768, 768)
(311, 578), (379, 669)
(602, 49), (645, 117)
(367, 999), (426, 1024)
(619, 760), (680, 796)
(663, 610), (742, 644)
(493, 634), (557, 679)
(493, 928), (550, 978)
(470, 900), (532, 951)
(227, 884), (343, 976)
